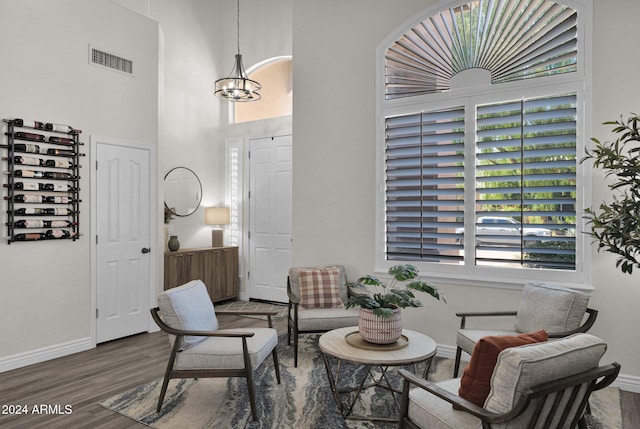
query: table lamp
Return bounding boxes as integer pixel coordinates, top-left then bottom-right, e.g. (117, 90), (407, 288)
(205, 207), (230, 247)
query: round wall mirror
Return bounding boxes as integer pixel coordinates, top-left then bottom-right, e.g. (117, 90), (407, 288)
(164, 167), (202, 217)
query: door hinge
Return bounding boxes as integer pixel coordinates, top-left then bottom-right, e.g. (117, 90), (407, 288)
(96, 308), (99, 319)
(247, 271), (250, 279)
(96, 235), (99, 244)
(95, 160), (98, 170)
(248, 231), (250, 240)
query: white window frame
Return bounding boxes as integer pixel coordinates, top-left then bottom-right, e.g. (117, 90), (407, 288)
(375, 0), (593, 289)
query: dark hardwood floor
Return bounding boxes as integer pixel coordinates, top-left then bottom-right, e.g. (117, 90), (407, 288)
(0, 314), (638, 428)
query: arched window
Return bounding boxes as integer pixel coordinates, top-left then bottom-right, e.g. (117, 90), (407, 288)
(234, 56), (292, 123)
(385, 0), (578, 98)
(378, 0), (590, 286)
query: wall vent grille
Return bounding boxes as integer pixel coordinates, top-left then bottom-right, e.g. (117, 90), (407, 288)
(90, 47), (133, 74)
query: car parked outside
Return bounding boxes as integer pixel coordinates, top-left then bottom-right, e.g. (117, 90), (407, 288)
(455, 216), (553, 245)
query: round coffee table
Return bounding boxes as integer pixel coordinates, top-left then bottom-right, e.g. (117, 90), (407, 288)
(319, 326), (437, 422)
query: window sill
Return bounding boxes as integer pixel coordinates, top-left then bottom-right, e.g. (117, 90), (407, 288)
(372, 266), (594, 293)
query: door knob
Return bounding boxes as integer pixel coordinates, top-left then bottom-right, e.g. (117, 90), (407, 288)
(141, 247), (151, 254)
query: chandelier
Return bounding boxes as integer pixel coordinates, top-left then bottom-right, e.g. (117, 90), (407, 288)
(214, 0), (261, 102)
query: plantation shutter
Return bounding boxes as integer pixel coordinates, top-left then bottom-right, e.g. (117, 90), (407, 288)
(385, 107), (465, 263)
(475, 93), (577, 270)
(385, 0), (578, 99)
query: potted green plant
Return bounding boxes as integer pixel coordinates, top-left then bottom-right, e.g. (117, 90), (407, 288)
(346, 264), (445, 344)
(582, 113), (640, 274)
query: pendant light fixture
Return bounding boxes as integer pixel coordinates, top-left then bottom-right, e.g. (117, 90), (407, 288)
(214, 0), (261, 102)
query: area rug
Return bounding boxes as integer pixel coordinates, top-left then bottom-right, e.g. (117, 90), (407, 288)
(214, 300), (288, 321)
(99, 334), (622, 429)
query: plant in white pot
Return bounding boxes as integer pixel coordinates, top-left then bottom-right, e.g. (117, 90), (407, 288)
(346, 264), (446, 344)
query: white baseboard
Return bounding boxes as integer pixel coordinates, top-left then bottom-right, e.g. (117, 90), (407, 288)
(435, 343), (459, 360)
(435, 342), (640, 393)
(0, 337), (94, 373)
(612, 372), (640, 393)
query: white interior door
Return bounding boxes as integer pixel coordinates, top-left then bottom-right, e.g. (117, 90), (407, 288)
(249, 135), (292, 303)
(96, 141), (151, 343)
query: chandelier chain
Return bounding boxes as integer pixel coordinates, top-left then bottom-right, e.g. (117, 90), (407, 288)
(236, 0), (240, 55)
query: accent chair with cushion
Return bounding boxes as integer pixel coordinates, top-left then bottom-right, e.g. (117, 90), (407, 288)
(398, 333), (620, 429)
(453, 282), (598, 377)
(150, 279), (280, 421)
(287, 265), (360, 366)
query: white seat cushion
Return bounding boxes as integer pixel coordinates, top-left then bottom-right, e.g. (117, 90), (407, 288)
(176, 327), (278, 370)
(408, 378), (481, 429)
(297, 307), (360, 331)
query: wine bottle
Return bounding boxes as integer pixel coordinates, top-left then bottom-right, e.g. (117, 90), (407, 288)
(12, 207), (72, 215)
(12, 170), (44, 178)
(13, 233), (45, 241)
(44, 183), (74, 192)
(13, 207), (46, 215)
(45, 123), (73, 133)
(46, 229), (74, 239)
(12, 220), (72, 228)
(44, 171), (74, 180)
(13, 143), (41, 153)
(48, 136), (75, 146)
(11, 182), (39, 191)
(10, 182), (72, 192)
(14, 156), (44, 166)
(15, 132), (45, 142)
(9, 170), (76, 180)
(45, 159), (73, 168)
(46, 196), (73, 204)
(11, 119), (44, 129)
(13, 195), (74, 204)
(46, 148), (75, 157)
(10, 194), (43, 203)
(13, 220), (44, 228)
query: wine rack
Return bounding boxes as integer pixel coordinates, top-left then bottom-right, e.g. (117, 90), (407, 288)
(2, 118), (83, 243)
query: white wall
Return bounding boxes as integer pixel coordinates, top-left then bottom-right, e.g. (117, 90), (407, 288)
(293, 0), (640, 387)
(0, 0), (159, 361)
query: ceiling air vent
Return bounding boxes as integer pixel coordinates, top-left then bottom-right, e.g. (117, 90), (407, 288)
(89, 46), (133, 75)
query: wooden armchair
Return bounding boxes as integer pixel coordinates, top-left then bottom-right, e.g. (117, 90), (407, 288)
(454, 282), (598, 377)
(150, 279), (280, 421)
(286, 265), (360, 367)
(399, 334), (620, 429)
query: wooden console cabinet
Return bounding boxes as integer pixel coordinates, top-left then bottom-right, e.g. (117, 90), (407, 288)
(164, 246), (239, 302)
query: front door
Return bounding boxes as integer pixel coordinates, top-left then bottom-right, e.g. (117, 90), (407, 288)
(248, 135), (292, 303)
(95, 140), (152, 343)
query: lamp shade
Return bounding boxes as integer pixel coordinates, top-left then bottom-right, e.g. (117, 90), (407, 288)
(205, 207), (230, 225)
